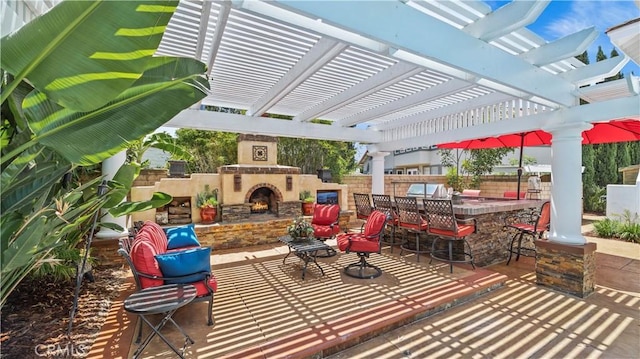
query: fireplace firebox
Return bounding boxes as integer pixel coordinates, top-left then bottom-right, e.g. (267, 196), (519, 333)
(249, 187), (276, 214)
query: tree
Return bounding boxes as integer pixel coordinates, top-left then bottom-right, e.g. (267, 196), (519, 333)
(1, 0), (208, 306)
(462, 148), (514, 188)
(127, 132), (194, 168)
(175, 129), (237, 173)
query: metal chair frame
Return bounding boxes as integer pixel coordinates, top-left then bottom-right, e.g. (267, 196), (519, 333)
(423, 199), (477, 273)
(394, 196), (431, 262)
(504, 201), (550, 264)
(353, 193), (373, 232)
(371, 194), (399, 252)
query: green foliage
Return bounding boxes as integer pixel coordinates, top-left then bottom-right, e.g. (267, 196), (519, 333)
(593, 211), (640, 243)
(299, 190), (314, 203)
(583, 184), (606, 213)
(0, 0), (206, 307)
(593, 218), (620, 238)
(445, 168), (466, 192)
(127, 132), (193, 168)
(175, 129), (237, 173)
(287, 217), (314, 239)
(508, 155), (537, 166)
(593, 144), (618, 186)
(196, 185), (218, 208)
(462, 148), (514, 188)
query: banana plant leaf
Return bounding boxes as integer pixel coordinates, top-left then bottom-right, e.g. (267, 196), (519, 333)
(0, 0), (178, 111)
(3, 56), (208, 165)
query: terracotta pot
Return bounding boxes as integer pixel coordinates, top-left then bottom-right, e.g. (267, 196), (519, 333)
(301, 202), (314, 216)
(200, 207), (217, 224)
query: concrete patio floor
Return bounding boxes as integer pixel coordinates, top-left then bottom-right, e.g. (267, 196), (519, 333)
(88, 221), (640, 359)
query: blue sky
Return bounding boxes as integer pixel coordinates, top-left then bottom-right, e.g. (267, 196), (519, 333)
(487, 0), (640, 75)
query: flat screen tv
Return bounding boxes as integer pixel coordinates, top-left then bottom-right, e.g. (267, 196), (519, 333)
(316, 191), (339, 205)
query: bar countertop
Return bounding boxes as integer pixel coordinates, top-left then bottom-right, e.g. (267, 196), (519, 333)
(452, 198), (544, 217)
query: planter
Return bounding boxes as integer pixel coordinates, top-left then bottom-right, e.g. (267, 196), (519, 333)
(200, 207), (217, 224)
(301, 202), (314, 216)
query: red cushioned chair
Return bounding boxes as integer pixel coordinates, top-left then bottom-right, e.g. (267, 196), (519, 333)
(423, 199), (477, 273)
(337, 210), (388, 279)
(311, 204), (341, 257)
(118, 221), (217, 342)
(504, 201), (550, 264)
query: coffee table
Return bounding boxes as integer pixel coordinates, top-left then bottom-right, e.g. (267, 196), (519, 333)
(279, 235), (331, 280)
(124, 284), (196, 359)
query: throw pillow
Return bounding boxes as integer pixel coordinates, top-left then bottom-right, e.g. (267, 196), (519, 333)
(155, 247), (211, 284)
(164, 223), (200, 249)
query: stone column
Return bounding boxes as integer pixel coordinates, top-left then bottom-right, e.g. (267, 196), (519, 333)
(96, 151), (129, 239)
(369, 151), (389, 195)
(535, 122), (597, 298)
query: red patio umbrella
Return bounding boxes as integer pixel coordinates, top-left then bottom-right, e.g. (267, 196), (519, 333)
(438, 119), (640, 199)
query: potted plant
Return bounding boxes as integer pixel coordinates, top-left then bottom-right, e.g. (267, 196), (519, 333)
(197, 185), (218, 224)
(287, 217), (315, 241)
(299, 190), (315, 216)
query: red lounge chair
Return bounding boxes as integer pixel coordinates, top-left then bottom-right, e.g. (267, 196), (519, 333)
(337, 210), (388, 279)
(311, 204), (341, 257)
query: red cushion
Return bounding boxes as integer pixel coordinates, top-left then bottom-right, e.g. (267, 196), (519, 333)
(429, 224), (475, 238)
(313, 224), (341, 238)
(192, 276), (218, 296)
(312, 204), (340, 226)
(398, 218), (428, 231)
(130, 231), (164, 289)
(363, 211), (387, 237)
(336, 233), (380, 252)
(337, 233), (354, 251)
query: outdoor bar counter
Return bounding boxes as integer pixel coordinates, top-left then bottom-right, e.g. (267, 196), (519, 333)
(438, 198), (545, 267)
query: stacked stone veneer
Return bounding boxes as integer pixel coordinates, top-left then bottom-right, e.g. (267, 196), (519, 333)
(93, 213), (352, 266)
(535, 240), (597, 298)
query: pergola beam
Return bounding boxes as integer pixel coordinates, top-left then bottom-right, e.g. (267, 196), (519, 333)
(336, 79), (474, 127)
(165, 109), (382, 143)
(560, 56), (629, 87)
(248, 38), (347, 117)
(272, 0), (577, 107)
(373, 91), (514, 131)
(463, 0), (549, 42)
(205, 1), (231, 76)
(520, 27), (599, 66)
(294, 61), (422, 122)
(375, 95), (640, 151)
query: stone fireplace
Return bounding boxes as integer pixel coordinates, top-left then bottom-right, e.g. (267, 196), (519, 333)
(130, 134), (348, 225)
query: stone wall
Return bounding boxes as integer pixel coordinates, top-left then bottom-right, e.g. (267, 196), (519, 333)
(94, 213), (353, 266)
(535, 240), (597, 298)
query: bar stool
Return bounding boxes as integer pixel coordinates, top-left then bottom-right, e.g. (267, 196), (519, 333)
(353, 193), (373, 232)
(371, 194), (399, 252)
(423, 198), (476, 273)
(394, 196), (430, 262)
(504, 201), (550, 264)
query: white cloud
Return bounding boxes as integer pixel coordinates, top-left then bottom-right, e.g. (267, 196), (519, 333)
(544, 1), (639, 39)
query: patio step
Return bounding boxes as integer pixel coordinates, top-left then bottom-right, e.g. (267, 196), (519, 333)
(220, 267), (506, 359)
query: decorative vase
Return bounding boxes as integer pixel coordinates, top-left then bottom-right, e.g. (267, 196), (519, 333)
(200, 207), (217, 224)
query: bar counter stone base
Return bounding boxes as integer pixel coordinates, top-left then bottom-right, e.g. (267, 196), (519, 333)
(535, 239), (597, 298)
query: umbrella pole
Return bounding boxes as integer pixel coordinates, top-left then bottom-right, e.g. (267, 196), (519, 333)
(516, 134), (524, 200)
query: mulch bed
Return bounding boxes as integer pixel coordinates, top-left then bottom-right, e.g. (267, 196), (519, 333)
(1, 266), (127, 358)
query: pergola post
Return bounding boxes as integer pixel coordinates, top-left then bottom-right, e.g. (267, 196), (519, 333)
(96, 151), (128, 239)
(535, 123), (597, 298)
(370, 151), (389, 195)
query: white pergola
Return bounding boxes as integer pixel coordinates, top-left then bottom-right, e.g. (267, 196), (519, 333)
(4, 0), (640, 246)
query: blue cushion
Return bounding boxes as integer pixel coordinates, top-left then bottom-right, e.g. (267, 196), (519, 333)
(155, 247), (211, 284)
(164, 223), (200, 249)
